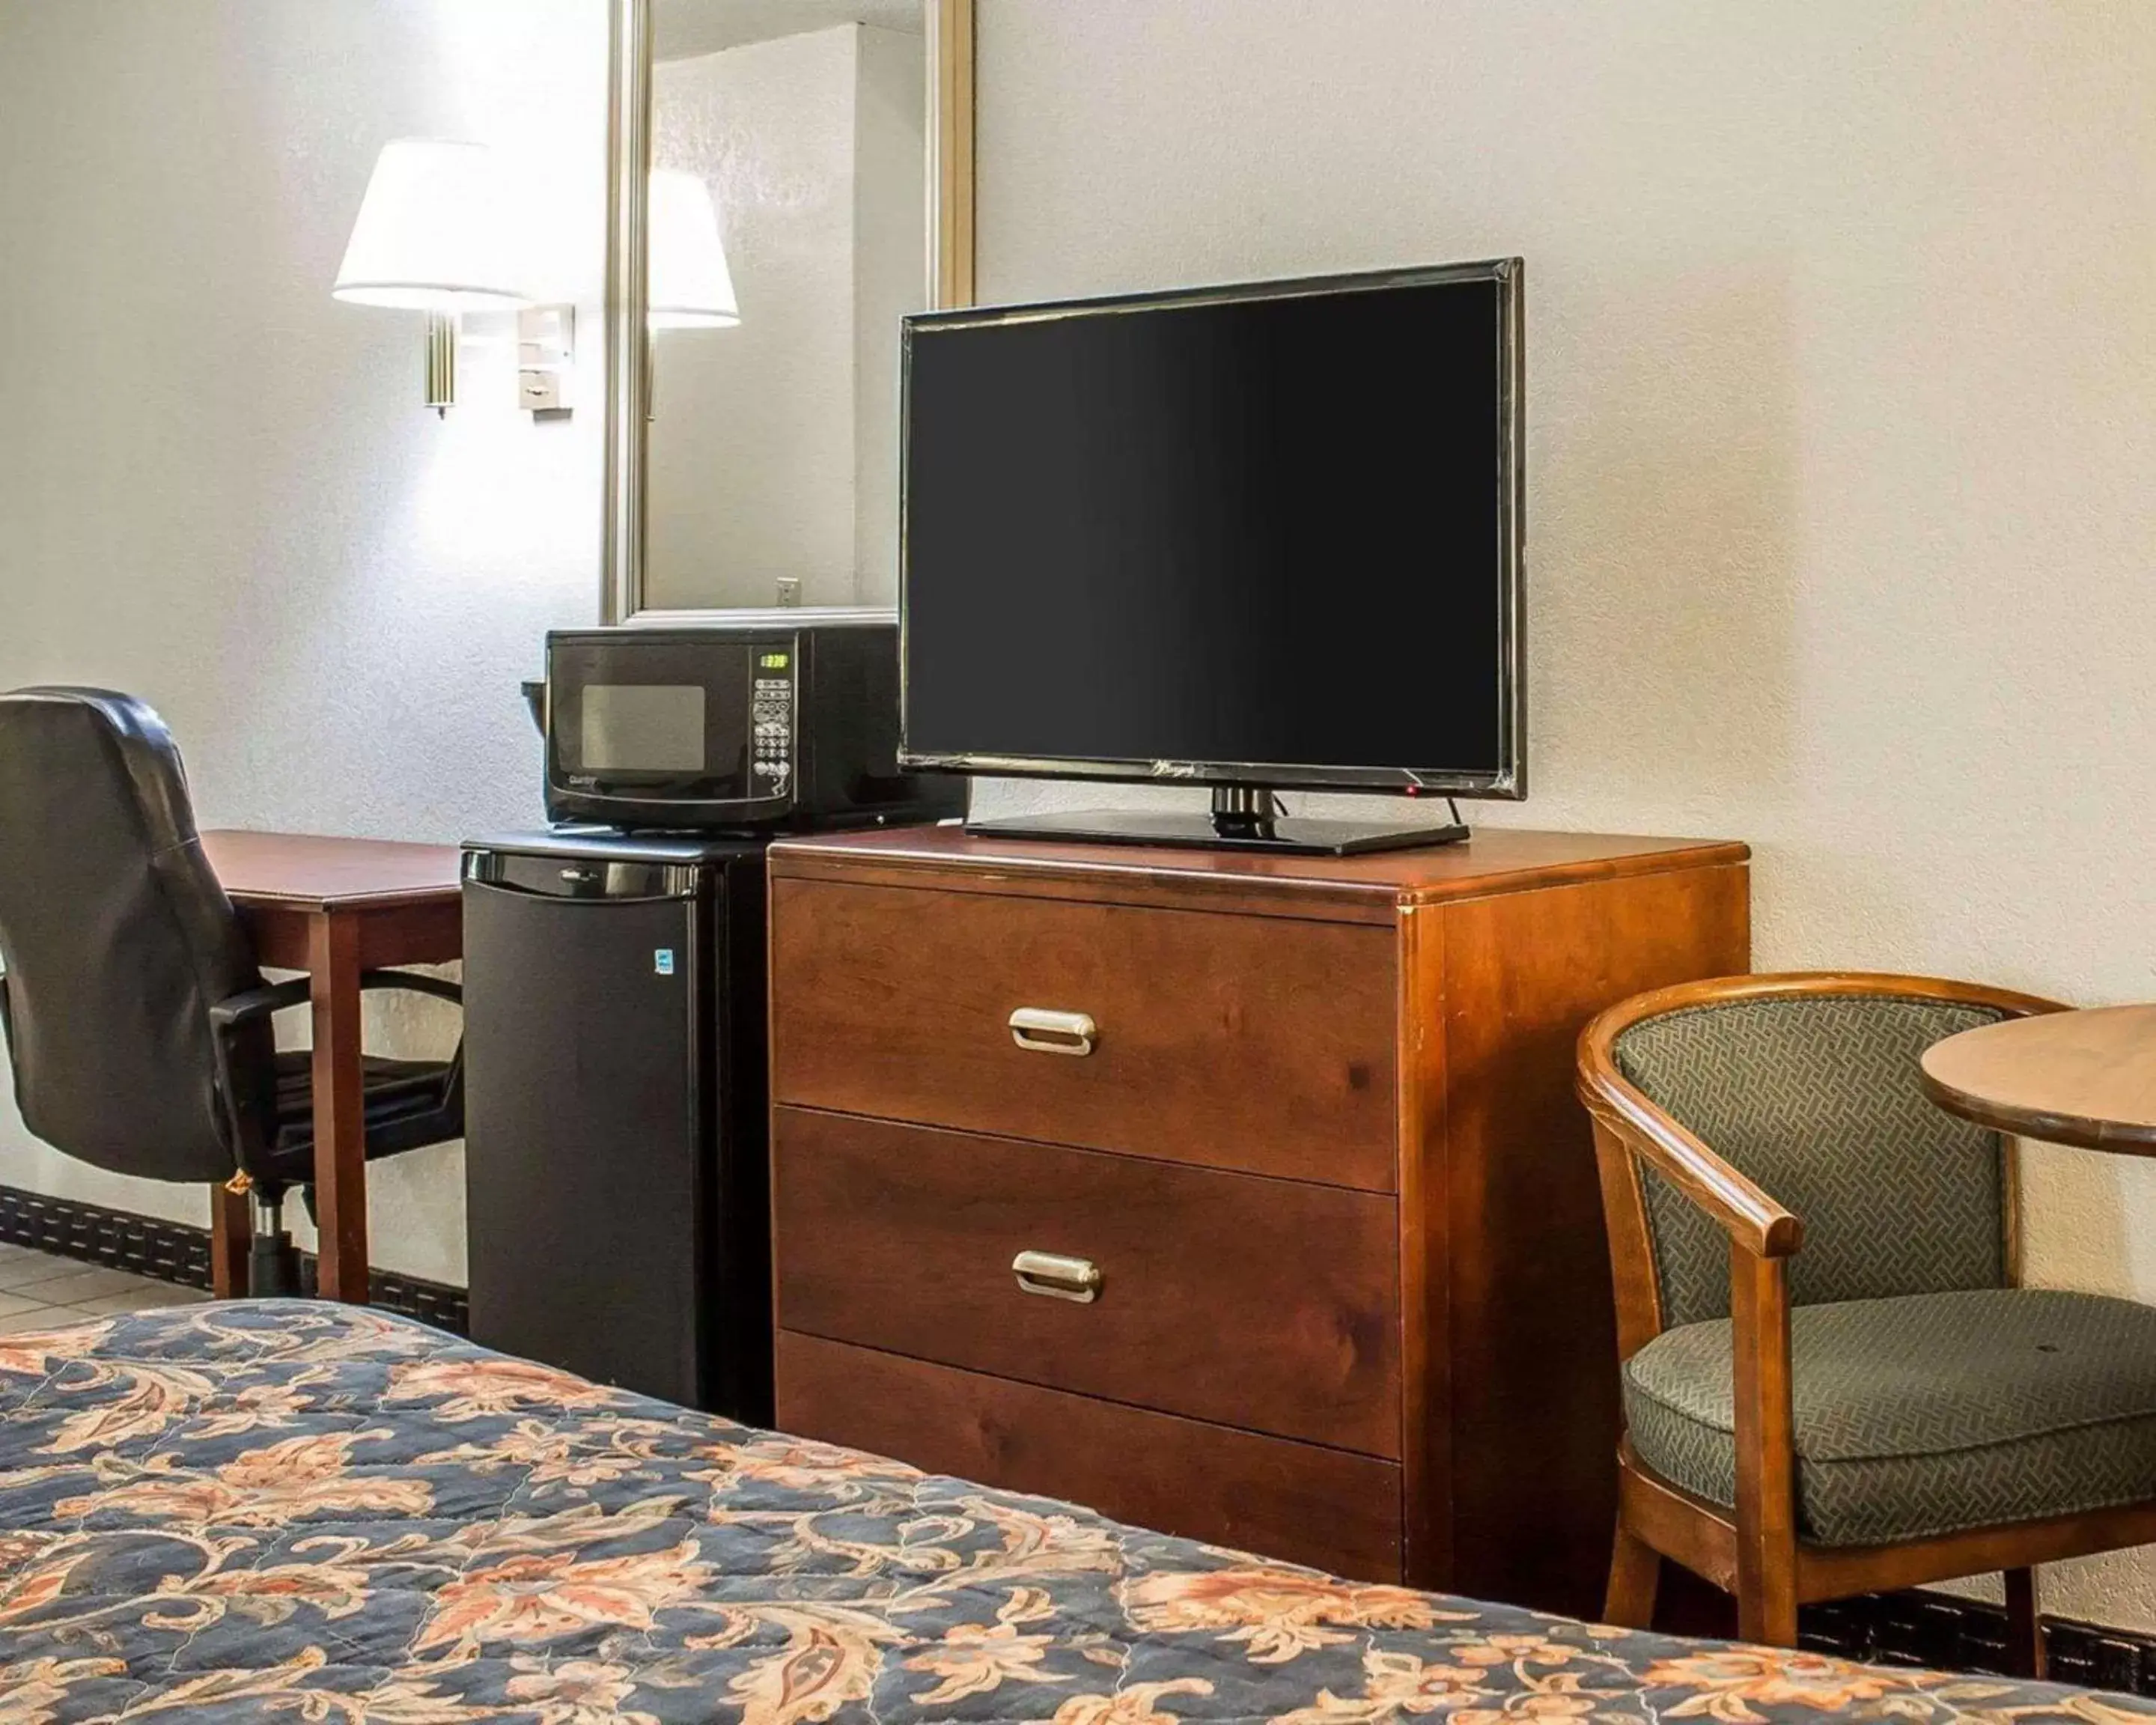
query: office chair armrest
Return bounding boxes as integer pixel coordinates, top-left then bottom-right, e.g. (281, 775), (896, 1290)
(210, 970), (462, 1029)
(207, 973), (461, 1186)
(208, 976), (313, 1029)
(359, 970), (462, 1006)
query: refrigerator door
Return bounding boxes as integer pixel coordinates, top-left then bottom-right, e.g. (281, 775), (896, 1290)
(463, 861), (709, 1405)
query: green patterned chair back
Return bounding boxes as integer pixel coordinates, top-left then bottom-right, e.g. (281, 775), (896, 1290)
(1613, 993), (2011, 1328)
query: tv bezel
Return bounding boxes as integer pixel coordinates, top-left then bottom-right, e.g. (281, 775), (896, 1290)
(897, 256), (1526, 800)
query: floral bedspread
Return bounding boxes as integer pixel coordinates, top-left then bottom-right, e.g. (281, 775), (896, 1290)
(0, 1302), (2149, 1724)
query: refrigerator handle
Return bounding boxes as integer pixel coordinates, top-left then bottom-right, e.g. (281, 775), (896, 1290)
(462, 854), (703, 902)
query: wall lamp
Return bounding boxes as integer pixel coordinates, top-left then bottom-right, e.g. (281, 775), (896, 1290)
(333, 139), (530, 414)
(335, 146), (737, 416)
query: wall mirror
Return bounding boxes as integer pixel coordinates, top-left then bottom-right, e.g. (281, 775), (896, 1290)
(603, 0), (974, 622)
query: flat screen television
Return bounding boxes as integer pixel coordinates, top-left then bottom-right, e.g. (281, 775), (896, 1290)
(900, 258), (1523, 855)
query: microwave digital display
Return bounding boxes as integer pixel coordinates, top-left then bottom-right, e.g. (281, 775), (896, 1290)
(579, 685), (706, 773)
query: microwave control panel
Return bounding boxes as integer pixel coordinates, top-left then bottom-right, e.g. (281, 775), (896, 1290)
(751, 653), (794, 791)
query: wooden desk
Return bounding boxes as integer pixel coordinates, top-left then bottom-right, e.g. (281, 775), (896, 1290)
(200, 830), (463, 1301)
(1922, 1003), (2156, 1155)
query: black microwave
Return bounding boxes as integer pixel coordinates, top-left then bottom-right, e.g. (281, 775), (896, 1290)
(543, 619), (963, 832)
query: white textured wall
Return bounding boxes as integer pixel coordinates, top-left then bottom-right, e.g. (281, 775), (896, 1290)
(649, 28), (860, 609)
(973, 0), (2156, 1625)
(0, 0), (610, 1286)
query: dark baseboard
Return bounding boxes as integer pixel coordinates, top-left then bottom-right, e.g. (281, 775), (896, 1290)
(1803, 1590), (2156, 1696)
(1659, 1536), (2156, 1693)
(0, 1183), (468, 1336)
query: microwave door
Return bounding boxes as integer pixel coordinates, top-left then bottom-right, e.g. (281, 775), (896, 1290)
(549, 642), (761, 809)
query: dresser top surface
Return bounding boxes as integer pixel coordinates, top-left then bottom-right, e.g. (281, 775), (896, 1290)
(771, 824), (1747, 917)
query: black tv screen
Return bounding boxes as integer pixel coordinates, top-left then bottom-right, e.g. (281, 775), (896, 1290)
(900, 260), (1523, 797)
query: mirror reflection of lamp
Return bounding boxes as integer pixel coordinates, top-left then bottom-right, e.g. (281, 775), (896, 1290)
(646, 169), (739, 422)
(332, 139), (529, 414)
(649, 169), (740, 328)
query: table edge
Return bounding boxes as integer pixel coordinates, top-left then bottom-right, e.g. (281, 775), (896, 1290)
(228, 883), (463, 914)
(1918, 1061), (2156, 1154)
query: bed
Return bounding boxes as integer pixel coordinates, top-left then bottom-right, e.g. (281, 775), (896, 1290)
(1, 1301), (2149, 1724)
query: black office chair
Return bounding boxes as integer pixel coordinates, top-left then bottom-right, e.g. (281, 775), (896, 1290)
(0, 687), (463, 1297)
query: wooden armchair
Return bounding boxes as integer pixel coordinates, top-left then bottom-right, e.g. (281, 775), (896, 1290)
(1579, 972), (2156, 1675)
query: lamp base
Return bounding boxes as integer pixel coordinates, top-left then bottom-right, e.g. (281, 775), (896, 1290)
(425, 311), (455, 414)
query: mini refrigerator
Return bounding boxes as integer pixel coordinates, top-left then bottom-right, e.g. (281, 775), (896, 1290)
(460, 830), (772, 1421)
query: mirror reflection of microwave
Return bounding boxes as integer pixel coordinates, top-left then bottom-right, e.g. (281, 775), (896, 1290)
(543, 618), (963, 832)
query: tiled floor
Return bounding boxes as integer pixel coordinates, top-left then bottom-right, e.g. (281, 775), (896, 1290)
(0, 1241), (207, 1333)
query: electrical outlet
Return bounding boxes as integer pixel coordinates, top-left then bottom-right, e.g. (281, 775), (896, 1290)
(776, 578), (803, 607)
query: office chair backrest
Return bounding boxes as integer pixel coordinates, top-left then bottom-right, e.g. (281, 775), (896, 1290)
(0, 687), (263, 1181)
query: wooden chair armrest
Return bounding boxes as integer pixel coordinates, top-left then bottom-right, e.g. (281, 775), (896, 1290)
(1729, 1240), (1800, 1640)
(1579, 1049), (1803, 1260)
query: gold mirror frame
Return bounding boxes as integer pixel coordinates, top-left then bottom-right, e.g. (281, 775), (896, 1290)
(601, 0), (975, 624)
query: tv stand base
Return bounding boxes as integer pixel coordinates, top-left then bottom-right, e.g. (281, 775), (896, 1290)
(965, 785), (1470, 857)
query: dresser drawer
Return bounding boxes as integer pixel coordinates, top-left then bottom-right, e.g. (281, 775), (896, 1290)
(773, 1107), (1401, 1455)
(769, 879), (1397, 1189)
(776, 1331), (1404, 1581)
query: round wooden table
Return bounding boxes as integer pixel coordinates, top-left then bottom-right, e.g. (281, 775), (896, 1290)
(1920, 1003), (2156, 1154)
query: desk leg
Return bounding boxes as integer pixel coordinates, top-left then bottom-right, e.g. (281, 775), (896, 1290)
(210, 1181), (251, 1298)
(308, 911), (371, 1303)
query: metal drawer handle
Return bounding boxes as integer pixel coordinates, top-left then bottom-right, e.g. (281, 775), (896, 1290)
(1012, 1250), (1103, 1303)
(1009, 1007), (1096, 1056)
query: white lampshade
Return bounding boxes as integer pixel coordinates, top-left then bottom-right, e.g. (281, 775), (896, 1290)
(648, 169), (739, 329)
(333, 139), (527, 311)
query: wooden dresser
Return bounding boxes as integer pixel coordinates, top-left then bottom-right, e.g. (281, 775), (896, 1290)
(766, 825), (1749, 1615)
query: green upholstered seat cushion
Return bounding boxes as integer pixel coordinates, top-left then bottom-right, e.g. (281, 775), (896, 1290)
(1624, 1288), (2156, 1547)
